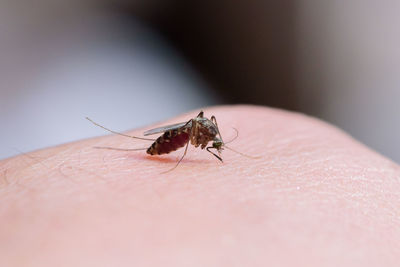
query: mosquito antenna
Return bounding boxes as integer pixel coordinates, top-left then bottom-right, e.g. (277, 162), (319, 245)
(86, 117), (155, 141)
(224, 127), (239, 144)
(224, 145), (261, 159)
(93, 146), (148, 151)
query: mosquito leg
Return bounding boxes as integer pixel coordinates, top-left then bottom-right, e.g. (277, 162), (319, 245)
(197, 111), (204, 118)
(211, 115), (217, 125)
(224, 145), (262, 159)
(86, 117), (155, 141)
(93, 146), (148, 151)
(206, 147), (223, 163)
(162, 139), (190, 174)
(211, 115), (223, 143)
(162, 119), (194, 173)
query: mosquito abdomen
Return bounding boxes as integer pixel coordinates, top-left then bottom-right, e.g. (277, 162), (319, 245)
(147, 130), (189, 155)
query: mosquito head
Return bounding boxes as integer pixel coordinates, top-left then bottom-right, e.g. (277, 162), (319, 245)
(212, 138), (224, 152)
(206, 137), (224, 162)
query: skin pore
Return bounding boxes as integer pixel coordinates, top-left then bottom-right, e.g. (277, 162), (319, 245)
(1, 105), (399, 267)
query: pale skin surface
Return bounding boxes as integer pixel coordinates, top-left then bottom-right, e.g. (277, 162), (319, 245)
(0, 105), (399, 267)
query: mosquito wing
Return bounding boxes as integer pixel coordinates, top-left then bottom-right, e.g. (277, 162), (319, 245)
(143, 121), (192, 136)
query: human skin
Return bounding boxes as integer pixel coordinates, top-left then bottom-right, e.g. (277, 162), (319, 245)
(0, 105), (399, 266)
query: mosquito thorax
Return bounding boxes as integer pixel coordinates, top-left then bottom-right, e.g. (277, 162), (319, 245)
(193, 117), (219, 149)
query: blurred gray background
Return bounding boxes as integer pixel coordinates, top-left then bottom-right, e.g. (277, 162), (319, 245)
(1, 0), (399, 162)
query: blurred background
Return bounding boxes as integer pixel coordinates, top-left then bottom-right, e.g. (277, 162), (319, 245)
(1, 0), (399, 162)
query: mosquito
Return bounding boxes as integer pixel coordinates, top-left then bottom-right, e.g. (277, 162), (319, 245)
(86, 111), (258, 172)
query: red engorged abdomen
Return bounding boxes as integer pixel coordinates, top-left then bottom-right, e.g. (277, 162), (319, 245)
(158, 132), (189, 154)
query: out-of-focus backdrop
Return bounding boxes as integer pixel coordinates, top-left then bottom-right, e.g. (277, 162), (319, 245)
(1, 1), (399, 162)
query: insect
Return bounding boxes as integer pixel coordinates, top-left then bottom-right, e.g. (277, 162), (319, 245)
(87, 111), (258, 172)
